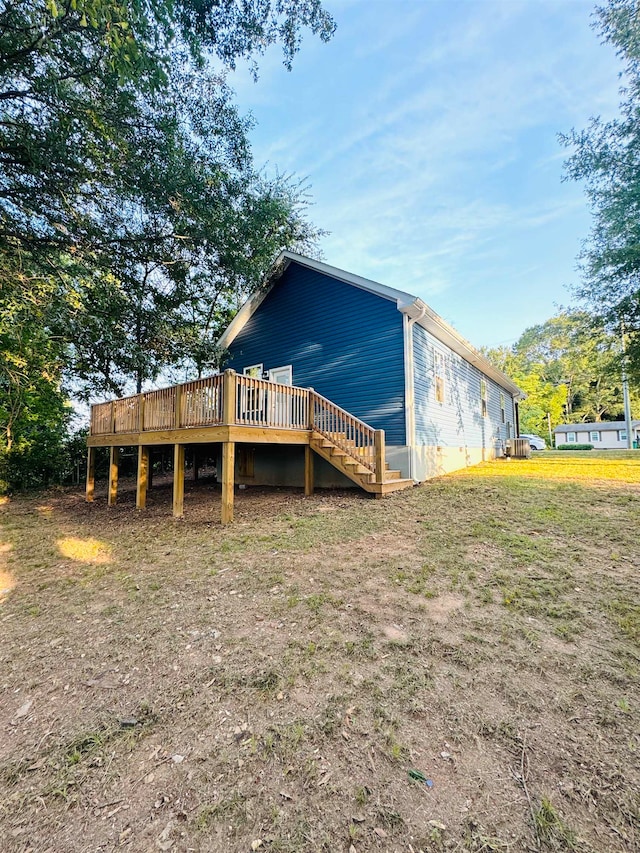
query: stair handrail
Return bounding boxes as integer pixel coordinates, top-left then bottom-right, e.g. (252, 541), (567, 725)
(308, 389), (380, 473)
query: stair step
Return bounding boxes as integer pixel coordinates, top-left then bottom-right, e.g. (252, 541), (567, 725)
(309, 430), (413, 496)
(372, 478), (414, 495)
(342, 460), (374, 476)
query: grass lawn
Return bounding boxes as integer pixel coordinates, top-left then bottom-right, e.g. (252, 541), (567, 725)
(0, 452), (639, 852)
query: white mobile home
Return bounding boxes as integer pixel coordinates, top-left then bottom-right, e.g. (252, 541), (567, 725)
(554, 421), (640, 449)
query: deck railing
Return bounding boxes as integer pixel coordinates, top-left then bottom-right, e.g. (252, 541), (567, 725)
(89, 371), (383, 478)
(309, 390), (377, 472)
(235, 374), (309, 429)
(89, 371), (310, 435)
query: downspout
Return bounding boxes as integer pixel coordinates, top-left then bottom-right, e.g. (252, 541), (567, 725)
(402, 302), (427, 481)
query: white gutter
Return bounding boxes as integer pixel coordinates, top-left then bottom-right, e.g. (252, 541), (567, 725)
(401, 302), (426, 481)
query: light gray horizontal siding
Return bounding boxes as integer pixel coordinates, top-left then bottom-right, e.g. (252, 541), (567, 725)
(413, 324), (515, 451)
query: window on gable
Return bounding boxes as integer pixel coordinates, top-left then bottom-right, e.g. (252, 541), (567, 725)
(590, 431), (600, 442)
(480, 379), (488, 417)
(567, 432), (576, 443)
(500, 393), (505, 424)
(434, 351), (445, 403)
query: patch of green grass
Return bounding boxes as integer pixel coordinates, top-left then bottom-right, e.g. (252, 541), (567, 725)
(305, 591), (339, 616)
(534, 797), (577, 849)
(392, 563), (438, 596)
(471, 519), (557, 566)
(354, 785), (370, 807)
(261, 720), (307, 759)
(195, 792), (247, 831)
(607, 596), (640, 641)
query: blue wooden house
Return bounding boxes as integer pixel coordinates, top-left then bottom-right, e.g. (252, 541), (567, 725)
(86, 251), (522, 522)
(219, 251), (522, 486)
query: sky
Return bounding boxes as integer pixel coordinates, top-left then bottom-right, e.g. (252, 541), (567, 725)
(228, 0), (624, 350)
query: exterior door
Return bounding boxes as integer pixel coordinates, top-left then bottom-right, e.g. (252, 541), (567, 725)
(267, 366), (293, 426)
(268, 366), (292, 385)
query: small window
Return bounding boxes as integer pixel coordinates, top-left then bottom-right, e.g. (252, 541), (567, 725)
(590, 431), (600, 442)
(619, 430), (627, 441)
(434, 351), (445, 403)
(243, 364), (263, 378)
(480, 379), (488, 417)
(500, 393), (505, 424)
(567, 432), (576, 443)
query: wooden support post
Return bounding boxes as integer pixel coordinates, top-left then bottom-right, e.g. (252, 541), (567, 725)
(374, 429), (385, 485)
(136, 445), (149, 510)
(221, 441), (235, 524)
(85, 446), (95, 502)
(222, 368), (237, 425)
(108, 446), (119, 506)
(173, 443), (185, 518)
(174, 384), (182, 429)
(304, 444), (314, 496)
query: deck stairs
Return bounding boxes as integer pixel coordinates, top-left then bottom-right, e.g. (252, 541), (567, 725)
(309, 430), (413, 496)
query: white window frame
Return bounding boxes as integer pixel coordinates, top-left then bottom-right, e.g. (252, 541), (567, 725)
(434, 351), (445, 403)
(500, 393), (506, 424)
(567, 432), (576, 443)
(619, 430), (627, 442)
(590, 431), (600, 442)
(267, 365), (293, 385)
(480, 378), (488, 417)
(243, 363), (263, 378)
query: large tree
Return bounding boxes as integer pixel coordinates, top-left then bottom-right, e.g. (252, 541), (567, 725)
(0, 0), (334, 488)
(561, 0), (640, 379)
(485, 310), (630, 436)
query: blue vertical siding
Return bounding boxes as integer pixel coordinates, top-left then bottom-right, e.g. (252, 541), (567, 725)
(413, 325), (515, 451)
(224, 264), (406, 445)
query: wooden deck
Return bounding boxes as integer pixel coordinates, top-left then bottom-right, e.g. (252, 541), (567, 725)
(86, 370), (413, 522)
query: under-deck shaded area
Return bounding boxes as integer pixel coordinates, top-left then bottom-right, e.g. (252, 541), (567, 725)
(86, 370), (412, 523)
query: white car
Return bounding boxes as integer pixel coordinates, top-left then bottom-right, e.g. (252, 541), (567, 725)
(520, 433), (546, 451)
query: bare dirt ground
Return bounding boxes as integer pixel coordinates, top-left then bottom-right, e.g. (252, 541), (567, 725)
(1, 452), (639, 853)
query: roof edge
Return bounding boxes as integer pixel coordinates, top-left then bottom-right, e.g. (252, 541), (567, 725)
(401, 298), (523, 398)
(218, 252), (523, 399)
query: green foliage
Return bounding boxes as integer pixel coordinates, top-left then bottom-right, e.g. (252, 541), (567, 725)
(484, 309), (631, 435)
(0, 0), (335, 486)
(556, 444), (594, 451)
(561, 0), (640, 380)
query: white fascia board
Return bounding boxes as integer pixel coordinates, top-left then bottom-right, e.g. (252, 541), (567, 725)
(400, 298), (524, 399)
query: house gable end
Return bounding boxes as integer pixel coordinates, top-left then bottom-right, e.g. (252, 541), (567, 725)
(223, 262), (407, 444)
